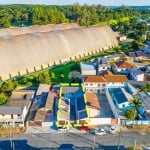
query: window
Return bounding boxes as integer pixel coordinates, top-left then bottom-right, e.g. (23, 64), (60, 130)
(98, 84), (101, 87)
(90, 84), (93, 86)
(102, 84), (105, 87)
(2, 114), (5, 116)
(122, 104), (125, 107)
(85, 83), (88, 86)
(17, 114), (20, 117)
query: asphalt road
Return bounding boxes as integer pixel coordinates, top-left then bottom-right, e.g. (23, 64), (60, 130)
(0, 131), (150, 150)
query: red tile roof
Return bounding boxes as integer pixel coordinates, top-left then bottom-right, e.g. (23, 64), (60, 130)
(85, 76), (106, 82)
(104, 75), (128, 82)
(85, 75), (128, 83)
(85, 92), (100, 109)
(115, 61), (134, 69)
(101, 70), (113, 76)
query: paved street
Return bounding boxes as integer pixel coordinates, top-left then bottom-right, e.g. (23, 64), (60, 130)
(0, 130), (150, 150)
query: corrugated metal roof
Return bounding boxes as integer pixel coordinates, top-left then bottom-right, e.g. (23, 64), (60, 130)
(0, 106), (23, 114)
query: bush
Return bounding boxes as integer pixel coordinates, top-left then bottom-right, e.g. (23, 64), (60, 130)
(0, 93), (8, 105)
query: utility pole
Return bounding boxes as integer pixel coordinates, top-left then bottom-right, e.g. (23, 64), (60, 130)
(117, 126), (121, 150)
(93, 135), (95, 150)
(10, 131), (13, 149)
(134, 139), (137, 150)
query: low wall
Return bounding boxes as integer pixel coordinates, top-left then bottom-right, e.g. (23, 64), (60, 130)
(90, 118), (111, 125)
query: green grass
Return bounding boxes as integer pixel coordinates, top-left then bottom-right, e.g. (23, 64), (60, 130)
(50, 61), (80, 83)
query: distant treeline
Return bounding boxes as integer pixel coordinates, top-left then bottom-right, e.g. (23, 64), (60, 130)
(0, 4), (150, 28)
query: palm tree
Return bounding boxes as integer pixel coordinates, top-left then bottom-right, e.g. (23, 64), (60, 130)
(130, 97), (143, 116)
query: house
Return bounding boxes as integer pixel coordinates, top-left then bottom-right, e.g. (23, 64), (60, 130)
(130, 68), (144, 81)
(104, 75), (128, 87)
(98, 57), (111, 74)
(107, 88), (129, 109)
(112, 61), (135, 75)
(117, 35), (127, 41)
(143, 45), (150, 54)
(129, 51), (145, 61)
(85, 92), (100, 118)
(101, 70), (114, 76)
(57, 85), (89, 127)
(80, 62), (96, 76)
(28, 84), (56, 127)
(0, 90), (35, 127)
(84, 75), (128, 93)
(84, 76), (106, 93)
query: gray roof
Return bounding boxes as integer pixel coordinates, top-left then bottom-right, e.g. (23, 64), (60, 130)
(36, 84), (51, 96)
(0, 106), (23, 114)
(0, 24), (118, 79)
(80, 62), (95, 71)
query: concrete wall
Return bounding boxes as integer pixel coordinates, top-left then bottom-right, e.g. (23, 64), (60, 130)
(90, 118), (111, 125)
(89, 108), (100, 118)
(106, 88), (119, 118)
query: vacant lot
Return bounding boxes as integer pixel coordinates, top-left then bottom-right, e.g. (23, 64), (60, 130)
(0, 127), (26, 136)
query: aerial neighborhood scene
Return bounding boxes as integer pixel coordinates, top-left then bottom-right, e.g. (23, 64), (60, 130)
(0, 0), (150, 150)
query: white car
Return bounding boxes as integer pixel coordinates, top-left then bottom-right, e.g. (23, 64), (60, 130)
(57, 126), (68, 131)
(94, 128), (105, 135)
(109, 125), (116, 134)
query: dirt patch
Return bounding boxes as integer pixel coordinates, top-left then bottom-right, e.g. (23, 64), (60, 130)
(0, 127), (26, 136)
(127, 125), (150, 132)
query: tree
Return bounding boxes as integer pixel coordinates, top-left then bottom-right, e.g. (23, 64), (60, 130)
(130, 97), (143, 111)
(0, 93), (8, 105)
(0, 81), (16, 92)
(141, 83), (150, 92)
(130, 97), (143, 119)
(125, 109), (136, 120)
(38, 72), (50, 84)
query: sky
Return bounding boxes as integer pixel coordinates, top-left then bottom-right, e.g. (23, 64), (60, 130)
(0, 0), (150, 6)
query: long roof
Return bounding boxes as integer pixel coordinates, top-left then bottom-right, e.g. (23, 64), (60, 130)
(0, 24), (118, 78)
(115, 61), (135, 69)
(85, 75), (128, 83)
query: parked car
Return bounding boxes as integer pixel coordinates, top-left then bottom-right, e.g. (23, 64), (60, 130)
(57, 126), (68, 131)
(109, 125), (116, 134)
(94, 128), (105, 135)
(79, 126), (89, 131)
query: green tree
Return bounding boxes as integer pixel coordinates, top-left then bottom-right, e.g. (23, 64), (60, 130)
(38, 72), (50, 84)
(0, 93), (8, 105)
(140, 84), (150, 92)
(0, 81), (16, 92)
(130, 97), (143, 119)
(125, 109), (136, 120)
(130, 97), (143, 111)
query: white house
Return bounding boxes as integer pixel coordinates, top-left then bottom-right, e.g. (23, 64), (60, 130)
(84, 75), (128, 93)
(106, 88), (129, 109)
(130, 68), (144, 81)
(80, 62), (96, 76)
(0, 90), (35, 127)
(112, 61), (135, 75)
(98, 57), (111, 73)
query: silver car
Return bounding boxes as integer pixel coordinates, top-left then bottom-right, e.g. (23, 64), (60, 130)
(109, 125), (117, 134)
(94, 128), (105, 135)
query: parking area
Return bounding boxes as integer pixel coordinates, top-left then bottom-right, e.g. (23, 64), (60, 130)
(97, 94), (114, 118)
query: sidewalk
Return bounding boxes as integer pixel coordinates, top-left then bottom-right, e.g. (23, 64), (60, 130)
(25, 126), (57, 134)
